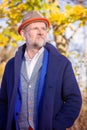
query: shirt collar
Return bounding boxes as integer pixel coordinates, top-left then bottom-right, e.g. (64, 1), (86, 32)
(24, 47), (44, 61)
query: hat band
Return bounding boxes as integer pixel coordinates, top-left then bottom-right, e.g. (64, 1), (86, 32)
(18, 17), (50, 34)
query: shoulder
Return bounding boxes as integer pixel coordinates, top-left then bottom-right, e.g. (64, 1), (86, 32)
(45, 43), (70, 65)
(4, 57), (15, 76)
(4, 44), (26, 73)
(6, 57), (14, 68)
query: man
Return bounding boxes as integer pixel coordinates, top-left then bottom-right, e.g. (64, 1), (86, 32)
(0, 10), (82, 130)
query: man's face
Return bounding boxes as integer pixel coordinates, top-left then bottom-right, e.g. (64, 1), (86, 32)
(21, 22), (48, 49)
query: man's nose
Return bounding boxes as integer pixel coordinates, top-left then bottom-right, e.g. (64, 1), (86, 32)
(37, 29), (43, 35)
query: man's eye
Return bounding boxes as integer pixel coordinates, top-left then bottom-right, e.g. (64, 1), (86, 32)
(32, 27), (38, 30)
(42, 27), (47, 30)
(29, 27), (47, 31)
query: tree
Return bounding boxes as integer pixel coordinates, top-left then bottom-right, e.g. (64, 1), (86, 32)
(43, 3), (87, 55)
(0, 0), (87, 80)
(1, 0), (87, 53)
(0, 0), (43, 48)
(0, 2), (87, 130)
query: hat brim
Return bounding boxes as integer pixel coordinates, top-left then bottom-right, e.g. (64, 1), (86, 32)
(18, 17), (50, 34)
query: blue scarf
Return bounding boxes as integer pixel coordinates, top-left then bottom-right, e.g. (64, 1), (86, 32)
(14, 48), (48, 130)
(36, 48), (48, 130)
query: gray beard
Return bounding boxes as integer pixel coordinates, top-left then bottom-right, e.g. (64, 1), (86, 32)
(25, 33), (46, 49)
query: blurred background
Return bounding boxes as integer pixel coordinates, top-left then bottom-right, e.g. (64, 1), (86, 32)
(0, 0), (87, 129)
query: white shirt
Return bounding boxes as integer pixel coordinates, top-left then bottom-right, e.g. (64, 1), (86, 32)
(24, 47), (44, 80)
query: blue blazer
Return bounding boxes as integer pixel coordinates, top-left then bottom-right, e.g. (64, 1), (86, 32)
(0, 43), (82, 130)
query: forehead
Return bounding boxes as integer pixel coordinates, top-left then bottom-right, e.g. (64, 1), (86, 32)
(27, 21), (47, 28)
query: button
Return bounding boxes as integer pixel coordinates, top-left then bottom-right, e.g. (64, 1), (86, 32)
(16, 112), (18, 116)
(29, 85), (31, 88)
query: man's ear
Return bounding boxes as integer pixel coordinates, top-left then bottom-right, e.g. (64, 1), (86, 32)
(20, 30), (26, 40)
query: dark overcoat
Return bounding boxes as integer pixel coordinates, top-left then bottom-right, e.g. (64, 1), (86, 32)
(0, 43), (82, 130)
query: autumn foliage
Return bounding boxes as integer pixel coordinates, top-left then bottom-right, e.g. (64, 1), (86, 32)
(0, 0), (87, 130)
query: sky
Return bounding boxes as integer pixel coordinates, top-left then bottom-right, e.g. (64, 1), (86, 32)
(0, 0), (2, 3)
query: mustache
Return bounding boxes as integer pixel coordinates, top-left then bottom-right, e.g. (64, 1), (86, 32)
(37, 35), (44, 39)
